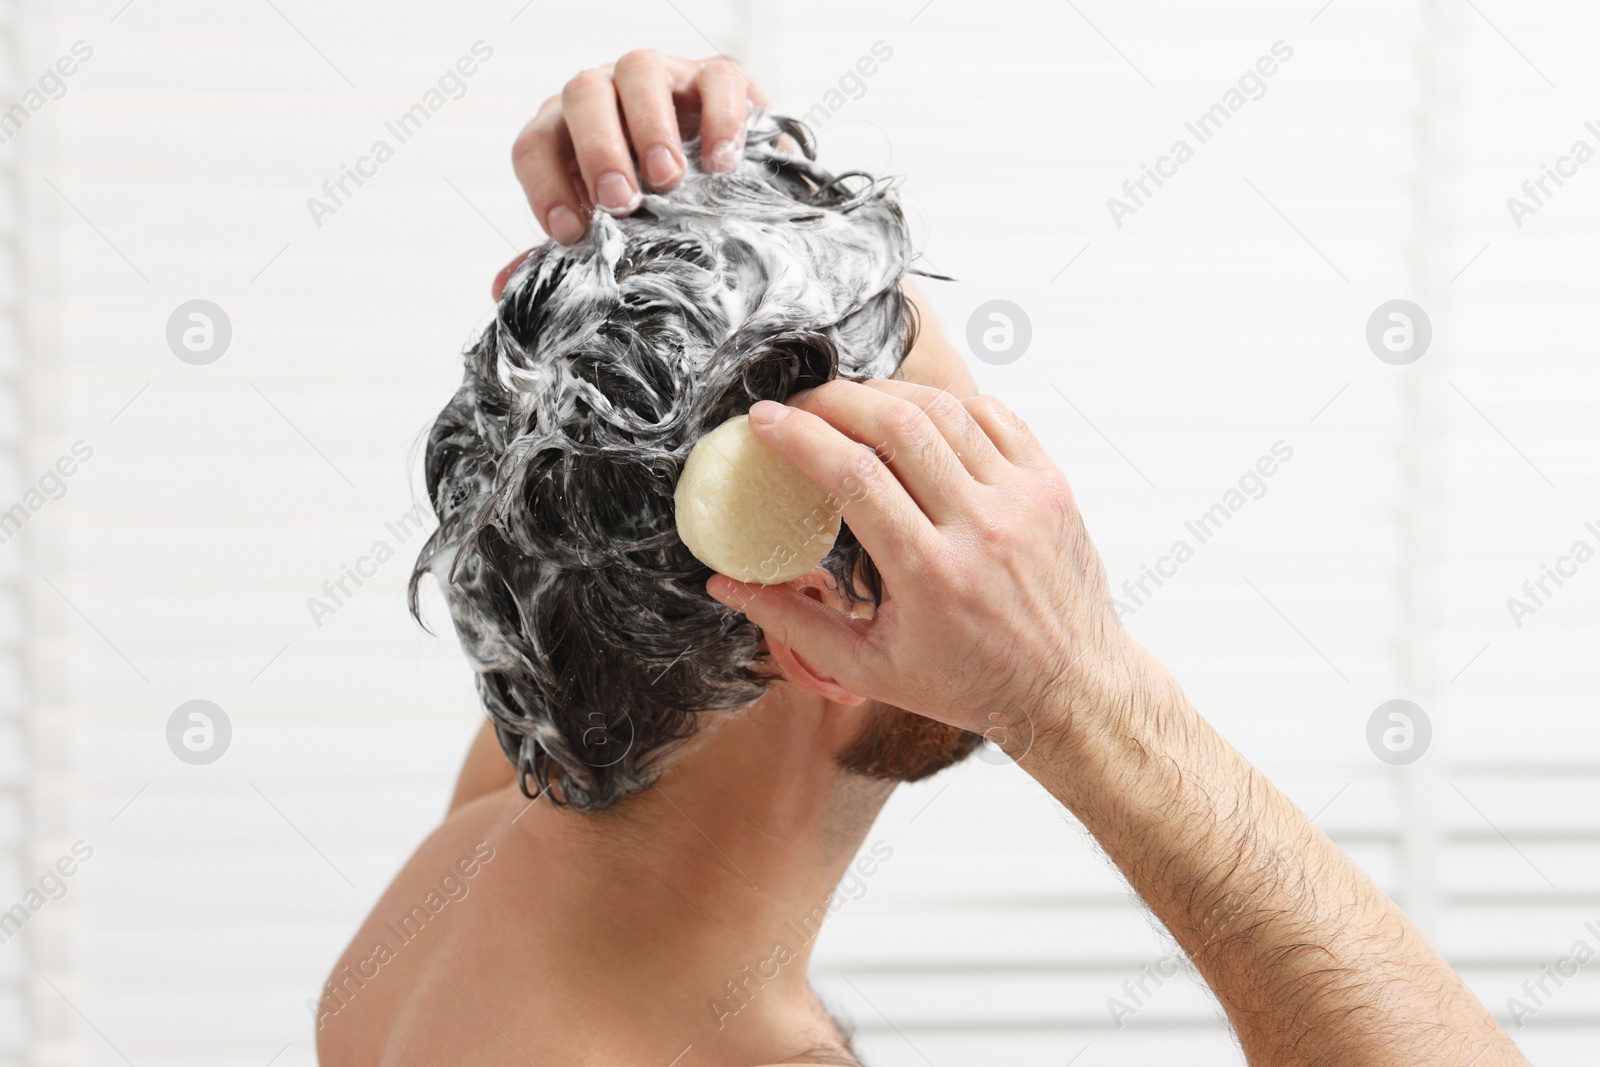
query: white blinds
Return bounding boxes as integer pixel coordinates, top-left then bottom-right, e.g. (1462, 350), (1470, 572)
(3, 0), (1597, 1064)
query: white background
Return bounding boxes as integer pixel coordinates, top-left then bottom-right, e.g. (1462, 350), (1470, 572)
(2, 0), (1599, 1063)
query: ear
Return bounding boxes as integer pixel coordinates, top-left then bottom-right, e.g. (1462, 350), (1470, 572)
(762, 568), (867, 707)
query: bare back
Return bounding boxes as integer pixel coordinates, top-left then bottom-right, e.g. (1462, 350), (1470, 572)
(315, 784), (861, 1067)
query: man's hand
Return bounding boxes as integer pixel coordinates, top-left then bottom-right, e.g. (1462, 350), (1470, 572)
(709, 379), (1529, 1067)
(496, 51), (767, 296)
(706, 377), (1140, 758)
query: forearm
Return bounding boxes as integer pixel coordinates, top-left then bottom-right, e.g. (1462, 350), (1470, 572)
(895, 277), (977, 399)
(712, 374), (1528, 1062)
(1022, 646), (1526, 1066)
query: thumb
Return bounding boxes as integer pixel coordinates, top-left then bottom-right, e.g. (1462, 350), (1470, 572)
(707, 575), (876, 694)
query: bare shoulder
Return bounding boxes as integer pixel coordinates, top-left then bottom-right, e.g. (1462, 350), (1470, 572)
(315, 784), (528, 1065)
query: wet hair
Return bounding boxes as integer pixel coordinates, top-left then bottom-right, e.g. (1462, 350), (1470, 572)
(410, 110), (923, 811)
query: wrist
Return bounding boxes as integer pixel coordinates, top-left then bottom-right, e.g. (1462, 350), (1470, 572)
(1016, 636), (1201, 814)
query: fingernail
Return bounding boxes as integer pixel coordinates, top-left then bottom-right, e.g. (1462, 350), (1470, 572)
(596, 171), (640, 214)
(748, 400), (792, 426)
(546, 204), (584, 244)
(643, 145), (683, 188)
(705, 132), (744, 173)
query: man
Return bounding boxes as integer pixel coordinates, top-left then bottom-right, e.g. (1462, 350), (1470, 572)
(317, 53), (1528, 1067)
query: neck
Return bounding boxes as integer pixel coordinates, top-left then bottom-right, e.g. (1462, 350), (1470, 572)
(509, 683), (893, 1061)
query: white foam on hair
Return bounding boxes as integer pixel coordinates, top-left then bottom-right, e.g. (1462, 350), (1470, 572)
(411, 109), (920, 810)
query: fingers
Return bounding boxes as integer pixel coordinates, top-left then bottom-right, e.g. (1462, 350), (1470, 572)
(561, 69), (640, 217)
(862, 380), (1012, 485)
(791, 380), (975, 525)
(706, 575), (878, 695)
(511, 54), (767, 250)
(511, 100), (588, 245)
(612, 49), (685, 190)
(962, 394), (1053, 470)
(745, 399), (939, 581)
(694, 58), (756, 172)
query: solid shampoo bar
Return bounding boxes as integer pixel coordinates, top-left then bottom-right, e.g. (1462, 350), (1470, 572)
(674, 414), (841, 584)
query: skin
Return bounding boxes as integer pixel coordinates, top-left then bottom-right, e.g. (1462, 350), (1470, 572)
(314, 683), (914, 1067)
(717, 382), (1530, 1067)
(316, 255), (974, 1065)
(507, 51), (767, 251)
(320, 54), (1530, 1067)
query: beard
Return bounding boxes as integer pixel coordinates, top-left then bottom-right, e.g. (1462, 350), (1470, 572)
(835, 702), (981, 782)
